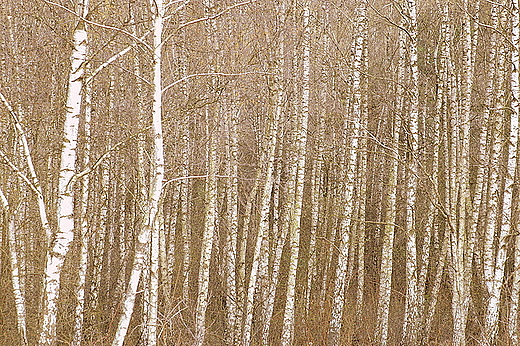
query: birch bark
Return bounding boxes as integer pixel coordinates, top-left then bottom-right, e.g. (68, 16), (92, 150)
(241, 9), (284, 341)
(194, 1), (219, 343)
(39, 1), (89, 344)
(375, 25), (405, 346)
(0, 91), (52, 243)
(508, 1), (520, 343)
(327, 1), (365, 344)
(111, 0), (165, 344)
(305, 4), (327, 319)
(0, 188), (27, 346)
(482, 5), (508, 344)
(71, 65), (93, 346)
(450, 1), (476, 345)
(402, 0), (420, 342)
(178, 3), (192, 304)
(280, 3), (311, 345)
(224, 106), (239, 345)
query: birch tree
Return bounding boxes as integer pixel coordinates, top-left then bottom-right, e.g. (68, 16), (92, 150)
(482, 4), (509, 344)
(402, 0), (420, 342)
(375, 16), (405, 346)
(328, 1), (366, 344)
(111, 0), (165, 344)
(0, 188), (27, 346)
(194, 1), (219, 344)
(39, 1), (89, 344)
(280, 2), (311, 345)
(509, 0), (520, 343)
(448, 1), (477, 345)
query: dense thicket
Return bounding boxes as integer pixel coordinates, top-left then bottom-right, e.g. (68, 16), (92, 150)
(1, 0), (520, 345)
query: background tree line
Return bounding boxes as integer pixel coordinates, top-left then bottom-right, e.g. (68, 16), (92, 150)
(1, 0), (520, 345)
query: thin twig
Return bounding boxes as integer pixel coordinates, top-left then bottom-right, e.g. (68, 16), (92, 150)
(40, 0), (154, 52)
(0, 149), (40, 196)
(162, 72), (269, 94)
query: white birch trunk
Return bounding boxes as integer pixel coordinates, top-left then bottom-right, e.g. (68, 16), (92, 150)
(111, 0), (165, 343)
(376, 25), (405, 346)
(178, 3), (192, 304)
(0, 188), (27, 346)
(147, 206), (160, 346)
(236, 165), (261, 337)
(450, 1), (476, 345)
(280, 3), (311, 345)
(71, 66), (93, 346)
(194, 108), (218, 346)
(509, 1), (520, 343)
(402, 0), (420, 343)
(328, 1), (365, 344)
(305, 83), (325, 321)
(354, 13), (369, 324)
(224, 106), (239, 345)
(261, 144), (283, 346)
(241, 17), (284, 340)
(0, 91), (52, 244)
(483, 6), (508, 344)
(39, 1), (89, 343)
(194, 0), (219, 343)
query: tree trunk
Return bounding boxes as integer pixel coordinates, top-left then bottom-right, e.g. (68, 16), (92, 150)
(0, 188), (27, 346)
(111, 0), (165, 343)
(327, 1), (366, 344)
(39, 1), (89, 344)
(280, 2), (311, 344)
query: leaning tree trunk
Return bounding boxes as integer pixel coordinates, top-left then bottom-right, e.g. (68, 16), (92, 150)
(111, 0), (165, 344)
(39, 0), (89, 344)
(0, 188), (27, 346)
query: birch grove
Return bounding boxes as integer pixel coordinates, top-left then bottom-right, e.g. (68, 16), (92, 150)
(5, 0), (520, 345)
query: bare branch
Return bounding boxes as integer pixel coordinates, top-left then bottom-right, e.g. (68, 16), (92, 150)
(85, 30), (153, 85)
(163, 175), (257, 188)
(0, 149), (40, 196)
(367, 1), (413, 40)
(0, 90), (44, 197)
(162, 71), (269, 94)
(40, 0), (154, 53)
(179, 0), (256, 29)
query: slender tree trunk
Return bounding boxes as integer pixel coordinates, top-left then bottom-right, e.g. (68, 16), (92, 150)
(327, 1), (365, 344)
(261, 141), (283, 346)
(194, 0), (219, 343)
(71, 65), (93, 346)
(280, 3), (311, 345)
(39, 1), (89, 344)
(375, 25), (405, 346)
(305, 6), (327, 319)
(402, 0), (420, 342)
(224, 105), (239, 345)
(0, 92), (52, 244)
(509, 1), (520, 344)
(111, 0), (165, 343)
(483, 5), (508, 344)
(178, 2), (192, 305)
(194, 108), (218, 346)
(241, 12), (284, 341)
(0, 188), (27, 346)
(450, 1), (476, 345)
(236, 163), (261, 338)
